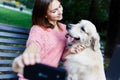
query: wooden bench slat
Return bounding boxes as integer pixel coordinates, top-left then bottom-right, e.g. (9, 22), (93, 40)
(0, 24), (29, 34)
(0, 32), (28, 39)
(0, 67), (13, 71)
(0, 38), (26, 44)
(0, 52), (20, 57)
(0, 74), (18, 79)
(0, 45), (25, 51)
(0, 60), (13, 64)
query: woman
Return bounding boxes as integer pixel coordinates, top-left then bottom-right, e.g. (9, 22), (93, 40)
(12, 0), (83, 79)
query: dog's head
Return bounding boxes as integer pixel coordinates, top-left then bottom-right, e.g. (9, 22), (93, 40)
(66, 20), (100, 51)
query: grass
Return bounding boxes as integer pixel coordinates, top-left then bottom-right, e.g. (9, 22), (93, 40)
(0, 7), (32, 28)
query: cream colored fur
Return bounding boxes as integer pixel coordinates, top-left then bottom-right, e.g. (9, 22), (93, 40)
(64, 20), (106, 80)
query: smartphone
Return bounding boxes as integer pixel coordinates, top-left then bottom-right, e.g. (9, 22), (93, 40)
(24, 63), (67, 80)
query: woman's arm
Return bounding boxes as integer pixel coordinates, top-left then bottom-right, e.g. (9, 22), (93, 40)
(12, 42), (40, 74)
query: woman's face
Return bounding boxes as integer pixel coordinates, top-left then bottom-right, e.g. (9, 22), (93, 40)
(46, 0), (63, 22)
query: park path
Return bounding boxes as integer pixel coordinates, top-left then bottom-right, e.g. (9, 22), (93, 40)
(0, 4), (31, 15)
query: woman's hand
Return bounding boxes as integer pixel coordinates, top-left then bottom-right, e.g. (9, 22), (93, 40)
(69, 44), (86, 54)
(12, 43), (40, 74)
(12, 55), (24, 74)
(62, 44), (86, 61)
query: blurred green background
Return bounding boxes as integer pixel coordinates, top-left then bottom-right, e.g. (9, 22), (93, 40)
(0, 7), (31, 28)
(0, 0), (111, 37)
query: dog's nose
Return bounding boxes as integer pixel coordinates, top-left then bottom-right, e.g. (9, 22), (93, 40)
(74, 37), (80, 40)
(66, 24), (72, 30)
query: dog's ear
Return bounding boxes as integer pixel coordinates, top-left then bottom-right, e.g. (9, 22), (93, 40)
(91, 33), (101, 51)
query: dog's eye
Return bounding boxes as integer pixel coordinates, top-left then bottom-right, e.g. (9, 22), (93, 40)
(81, 26), (85, 32)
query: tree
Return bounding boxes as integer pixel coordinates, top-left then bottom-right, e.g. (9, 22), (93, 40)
(104, 0), (120, 58)
(61, 0), (91, 24)
(18, 0), (34, 9)
(88, 0), (110, 33)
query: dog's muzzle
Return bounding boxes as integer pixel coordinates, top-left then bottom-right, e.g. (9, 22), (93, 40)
(65, 33), (80, 41)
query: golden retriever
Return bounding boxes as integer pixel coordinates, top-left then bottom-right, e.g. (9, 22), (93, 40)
(64, 20), (106, 80)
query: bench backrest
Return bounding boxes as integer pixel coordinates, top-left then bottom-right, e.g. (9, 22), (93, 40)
(0, 24), (29, 79)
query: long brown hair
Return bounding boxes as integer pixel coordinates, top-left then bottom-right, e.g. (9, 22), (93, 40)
(32, 0), (54, 29)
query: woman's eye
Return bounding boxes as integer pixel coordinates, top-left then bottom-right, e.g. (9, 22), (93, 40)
(51, 10), (56, 13)
(52, 11), (56, 13)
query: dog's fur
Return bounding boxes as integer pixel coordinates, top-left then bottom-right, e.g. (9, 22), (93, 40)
(64, 20), (106, 80)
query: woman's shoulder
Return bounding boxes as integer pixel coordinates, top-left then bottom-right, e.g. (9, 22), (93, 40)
(30, 25), (45, 32)
(31, 25), (42, 30)
(58, 22), (66, 27)
(28, 25), (47, 37)
(58, 22), (66, 30)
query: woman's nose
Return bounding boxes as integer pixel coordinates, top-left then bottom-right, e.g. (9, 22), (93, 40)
(58, 8), (63, 15)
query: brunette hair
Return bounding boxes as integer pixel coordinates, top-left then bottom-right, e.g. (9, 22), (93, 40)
(32, 0), (54, 28)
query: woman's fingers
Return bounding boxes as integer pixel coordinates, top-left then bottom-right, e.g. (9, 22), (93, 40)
(70, 44), (86, 54)
(12, 55), (24, 74)
(22, 53), (30, 65)
(12, 52), (40, 74)
(12, 43), (40, 74)
(29, 53), (36, 65)
(17, 56), (24, 68)
(21, 43), (40, 65)
(22, 52), (40, 65)
(35, 52), (41, 63)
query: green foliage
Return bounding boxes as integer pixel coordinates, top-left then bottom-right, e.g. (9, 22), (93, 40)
(0, 7), (31, 28)
(61, 0), (91, 24)
(90, 0), (111, 23)
(18, 0), (34, 9)
(61, 0), (110, 25)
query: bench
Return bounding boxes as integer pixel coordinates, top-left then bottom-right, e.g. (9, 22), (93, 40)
(0, 24), (67, 80)
(0, 24), (30, 79)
